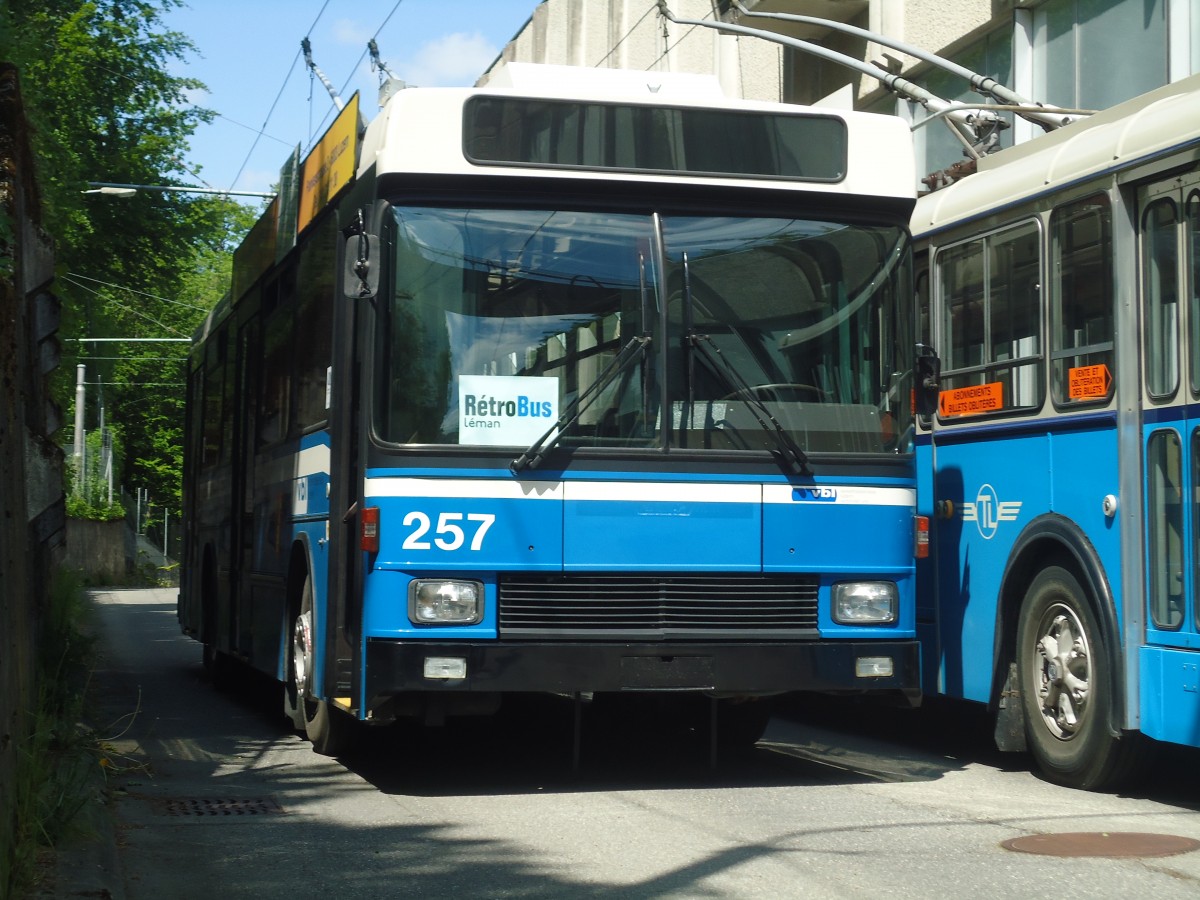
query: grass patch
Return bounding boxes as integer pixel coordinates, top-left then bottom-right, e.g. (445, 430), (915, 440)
(2, 572), (106, 899)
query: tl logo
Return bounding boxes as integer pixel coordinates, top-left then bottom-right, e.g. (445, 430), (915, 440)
(962, 483), (1021, 540)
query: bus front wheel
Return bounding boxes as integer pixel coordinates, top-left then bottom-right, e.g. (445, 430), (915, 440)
(1016, 565), (1139, 790)
(286, 574), (357, 756)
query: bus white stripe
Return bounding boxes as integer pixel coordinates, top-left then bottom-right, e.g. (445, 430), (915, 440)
(297, 444), (330, 479)
(363, 478), (912, 506)
(364, 478), (564, 500)
(763, 485), (915, 507)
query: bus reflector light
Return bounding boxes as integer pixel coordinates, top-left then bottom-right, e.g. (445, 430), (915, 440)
(410, 580), (484, 625)
(832, 581), (897, 624)
(423, 657), (467, 680)
(361, 506), (380, 553)
(914, 515), (930, 559)
(855, 656), (894, 678)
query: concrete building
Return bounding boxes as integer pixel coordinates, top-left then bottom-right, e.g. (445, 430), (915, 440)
(481, 0), (1200, 179)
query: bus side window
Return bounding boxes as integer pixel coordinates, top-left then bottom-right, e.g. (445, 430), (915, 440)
(293, 217), (336, 432)
(1188, 190), (1200, 396)
(1147, 429), (1184, 630)
(937, 221), (1042, 417)
(201, 327), (226, 469)
(1143, 197), (1180, 399)
(259, 309), (292, 447)
(1050, 194), (1114, 406)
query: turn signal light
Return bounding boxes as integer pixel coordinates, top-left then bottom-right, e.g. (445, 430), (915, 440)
(361, 506), (380, 553)
(914, 515), (930, 559)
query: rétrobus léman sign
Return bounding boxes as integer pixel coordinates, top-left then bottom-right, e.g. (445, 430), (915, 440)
(458, 375), (559, 446)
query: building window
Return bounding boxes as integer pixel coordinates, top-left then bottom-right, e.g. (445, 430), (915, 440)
(914, 28), (1014, 179)
(1033, 0), (1167, 110)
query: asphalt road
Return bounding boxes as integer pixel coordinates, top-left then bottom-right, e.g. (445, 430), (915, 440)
(50, 587), (1200, 899)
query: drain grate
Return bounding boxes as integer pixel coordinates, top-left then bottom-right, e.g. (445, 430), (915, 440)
(1002, 832), (1200, 858)
(160, 797), (284, 817)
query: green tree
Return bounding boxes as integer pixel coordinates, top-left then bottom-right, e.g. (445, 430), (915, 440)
(2, 0), (254, 511)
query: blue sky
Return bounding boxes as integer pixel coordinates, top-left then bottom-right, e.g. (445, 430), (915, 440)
(163, 0), (539, 197)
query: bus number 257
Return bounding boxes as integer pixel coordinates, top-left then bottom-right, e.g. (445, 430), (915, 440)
(401, 511), (496, 551)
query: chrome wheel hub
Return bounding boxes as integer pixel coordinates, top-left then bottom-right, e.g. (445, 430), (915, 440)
(292, 610), (313, 698)
(1033, 603), (1090, 740)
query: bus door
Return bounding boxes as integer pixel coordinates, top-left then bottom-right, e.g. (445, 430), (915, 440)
(1139, 170), (1200, 747)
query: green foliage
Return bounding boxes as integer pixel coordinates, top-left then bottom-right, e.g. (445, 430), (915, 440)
(65, 430), (127, 521)
(2, 572), (99, 899)
(4, 0), (256, 510)
(0, 203), (13, 282)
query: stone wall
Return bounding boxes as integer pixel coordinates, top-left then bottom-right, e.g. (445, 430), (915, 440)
(0, 60), (65, 892)
(62, 519), (131, 584)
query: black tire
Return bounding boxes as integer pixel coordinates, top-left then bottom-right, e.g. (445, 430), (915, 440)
(203, 642), (237, 691)
(1016, 566), (1142, 790)
(287, 573), (358, 756)
(714, 697), (773, 755)
(201, 554), (235, 690)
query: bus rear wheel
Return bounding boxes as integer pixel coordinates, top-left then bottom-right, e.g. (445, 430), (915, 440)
(286, 574), (358, 756)
(1016, 566), (1139, 790)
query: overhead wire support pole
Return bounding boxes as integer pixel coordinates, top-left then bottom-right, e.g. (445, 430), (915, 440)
(655, 0), (995, 158)
(86, 182), (276, 198)
(66, 337), (192, 343)
(302, 36), (345, 111)
(728, 0), (1081, 132)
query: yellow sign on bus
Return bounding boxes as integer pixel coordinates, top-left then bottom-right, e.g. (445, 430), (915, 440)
(1068, 363), (1111, 400)
(939, 382), (1003, 418)
(298, 93), (360, 234)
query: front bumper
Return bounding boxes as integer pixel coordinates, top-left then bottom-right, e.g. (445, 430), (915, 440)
(364, 638), (920, 708)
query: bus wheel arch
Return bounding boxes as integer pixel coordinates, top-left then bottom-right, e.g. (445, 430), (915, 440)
(282, 541), (357, 756)
(997, 516), (1139, 790)
(281, 544), (312, 731)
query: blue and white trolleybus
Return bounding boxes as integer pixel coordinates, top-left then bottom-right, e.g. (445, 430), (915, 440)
(914, 75), (1200, 789)
(180, 62), (926, 757)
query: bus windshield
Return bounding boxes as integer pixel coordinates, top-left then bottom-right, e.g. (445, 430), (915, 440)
(375, 206), (912, 456)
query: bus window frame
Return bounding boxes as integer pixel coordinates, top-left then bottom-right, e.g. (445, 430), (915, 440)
(200, 325), (228, 471)
(1146, 427), (1185, 632)
(1048, 192), (1116, 411)
(1187, 187), (1200, 400)
(932, 217), (1045, 424)
(1141, 193), (1182, 402)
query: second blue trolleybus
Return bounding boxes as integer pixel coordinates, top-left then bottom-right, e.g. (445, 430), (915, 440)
(914, 75), (1200, 789)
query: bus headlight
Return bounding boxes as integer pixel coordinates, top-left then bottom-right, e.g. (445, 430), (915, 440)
(409, 580), (484, 625)
(832, 581), (897, 624)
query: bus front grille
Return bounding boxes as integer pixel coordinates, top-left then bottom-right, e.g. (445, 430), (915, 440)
(497, 574), (820, 640)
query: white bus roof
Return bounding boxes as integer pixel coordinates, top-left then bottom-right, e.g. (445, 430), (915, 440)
(913, 73), (1200, 236)
(359, 63), (915, 202)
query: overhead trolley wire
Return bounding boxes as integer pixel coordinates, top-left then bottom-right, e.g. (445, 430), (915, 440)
(646, 3), (708, 72)
(304, 0), (406, 152)
(62, 277), (191, 338)
(64, 273), (208, 313)
(592, 1), (658, 68)
(230, 0), (335, 191)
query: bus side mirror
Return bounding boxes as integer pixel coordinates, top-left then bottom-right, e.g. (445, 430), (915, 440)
(915, 344), (940, 418)
(343, 233), (380, 300)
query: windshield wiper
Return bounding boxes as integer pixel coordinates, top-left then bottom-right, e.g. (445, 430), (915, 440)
(510, 333), (651, 473)
(677, 250), (809, 475)
(688, 330), (811, 475)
